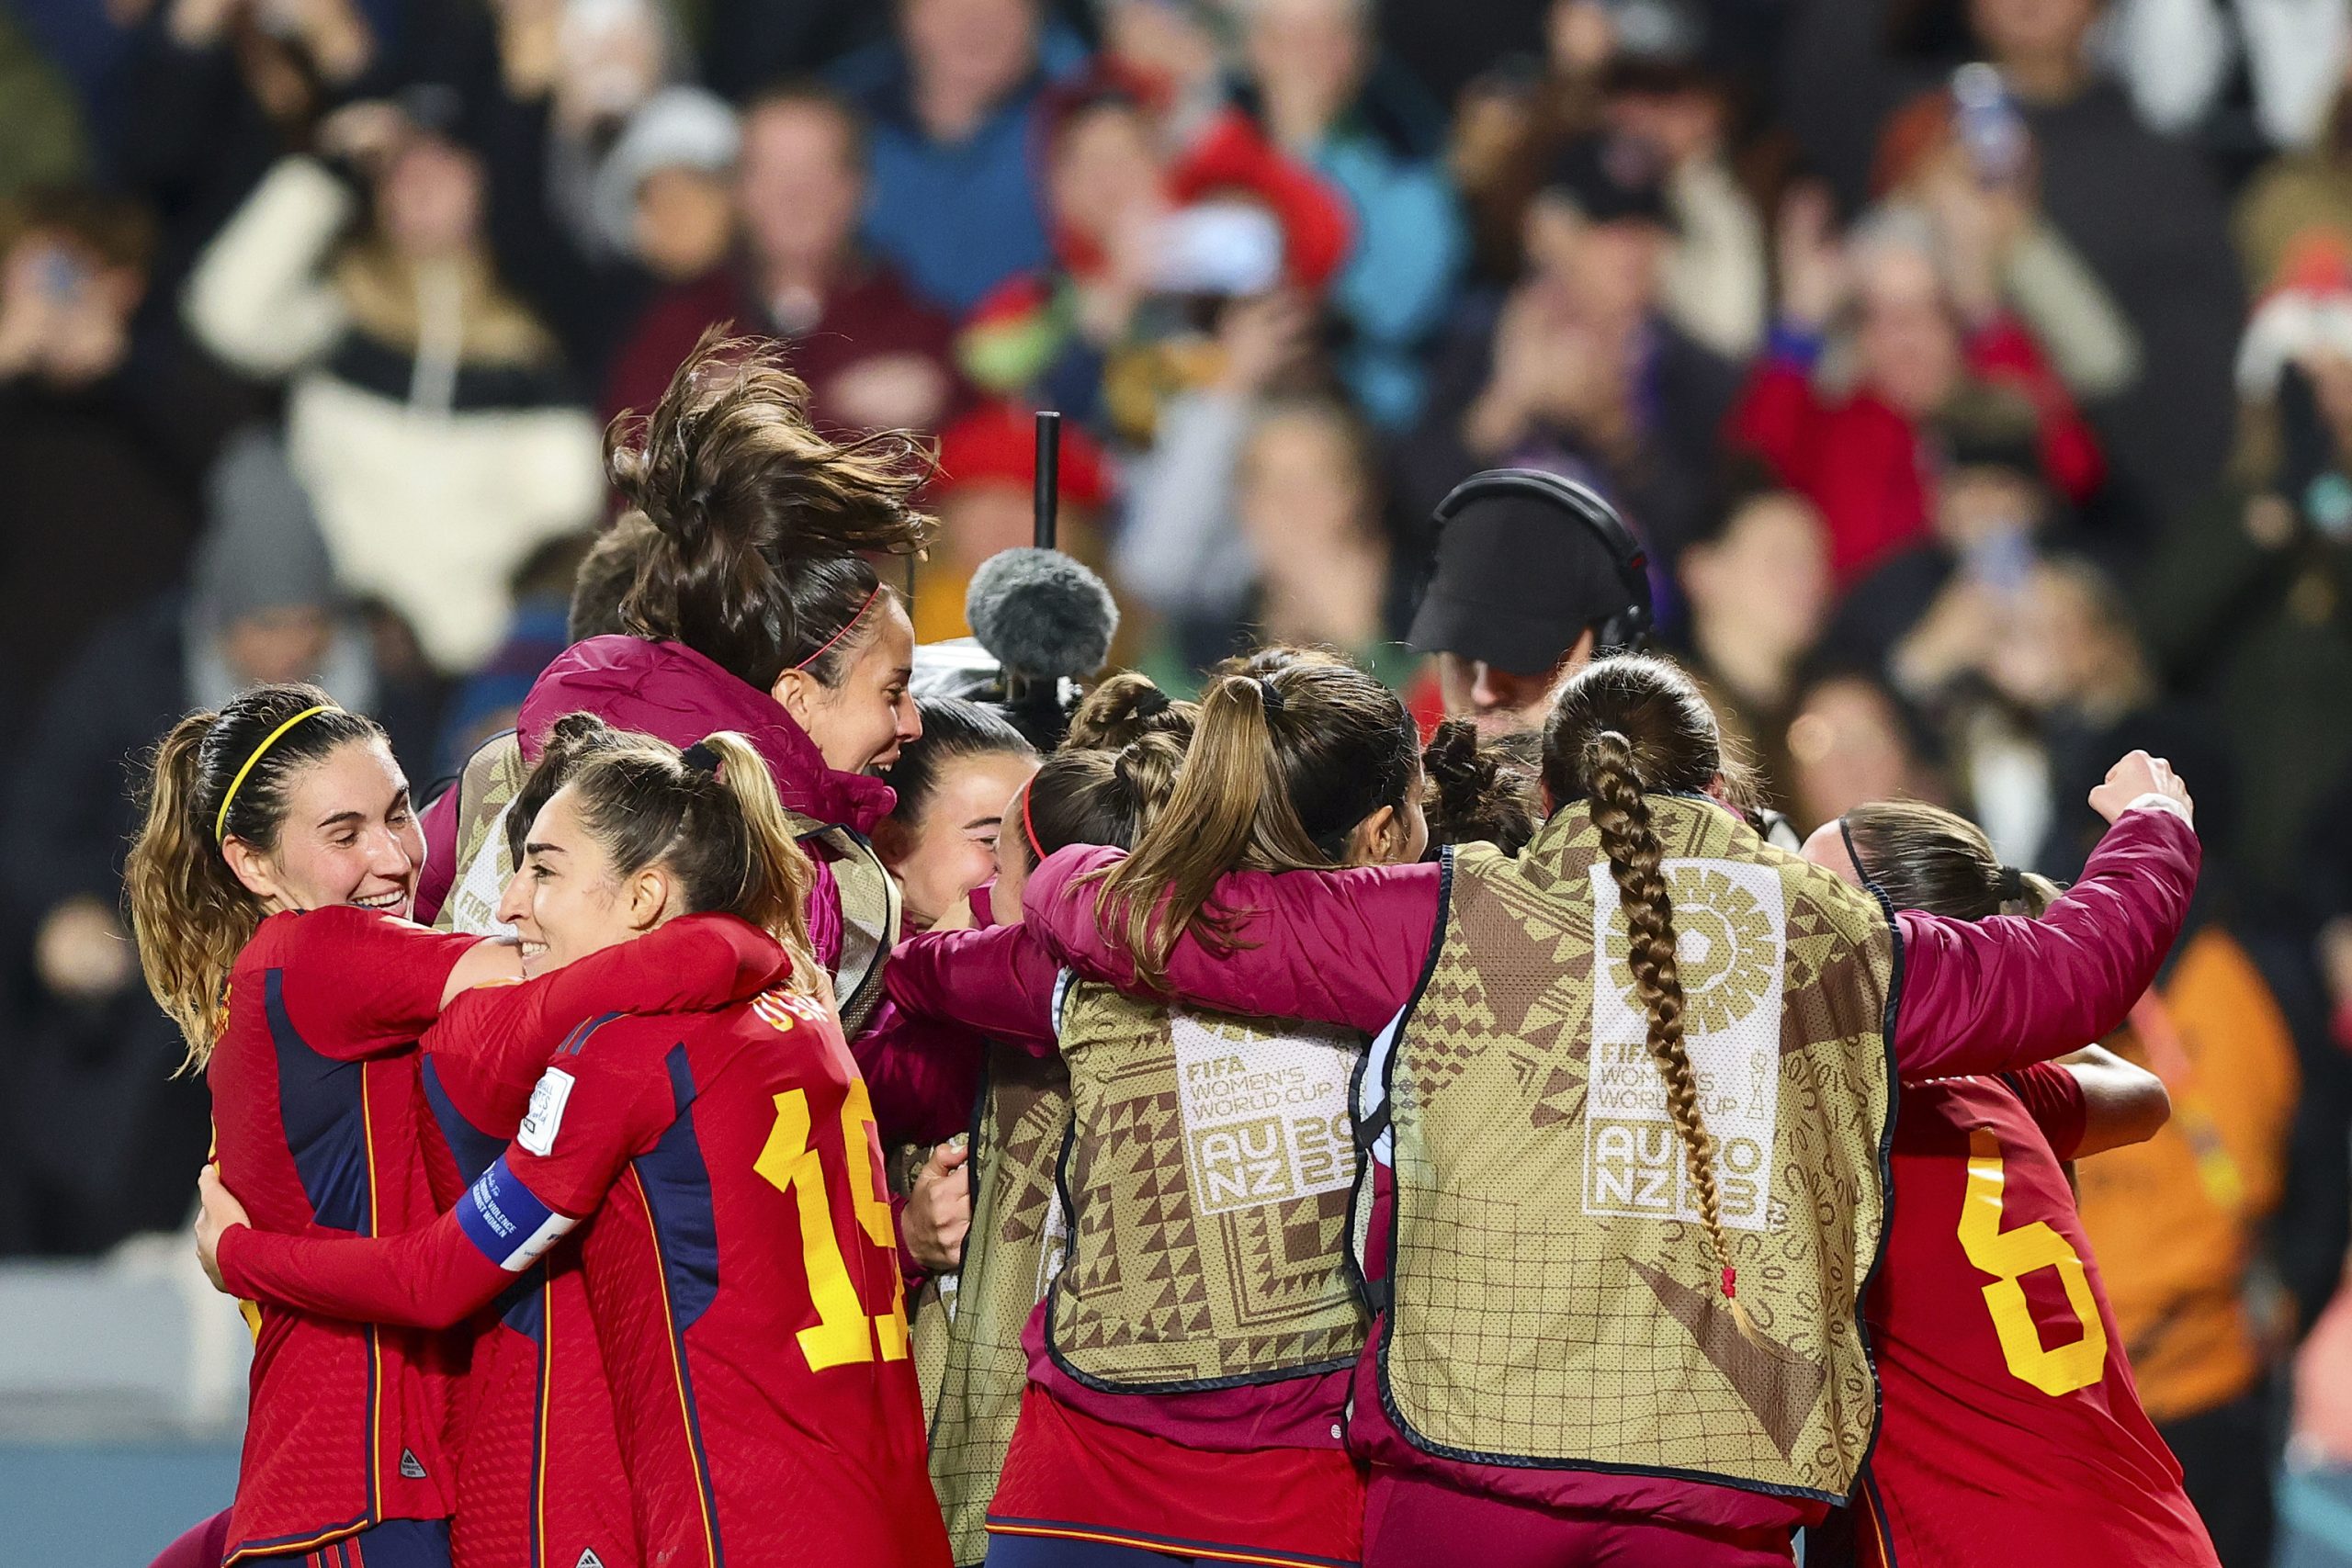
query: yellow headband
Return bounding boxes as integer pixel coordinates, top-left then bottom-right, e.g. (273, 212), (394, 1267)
(215, 705), (336, 842)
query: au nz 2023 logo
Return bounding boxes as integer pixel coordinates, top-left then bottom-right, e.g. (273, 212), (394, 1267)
(1170, 1017), (1359, 1215)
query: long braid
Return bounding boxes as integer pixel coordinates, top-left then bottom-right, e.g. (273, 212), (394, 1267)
(1584, 730), (1757, 1340)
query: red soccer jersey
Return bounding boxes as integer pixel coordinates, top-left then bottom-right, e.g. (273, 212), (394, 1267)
(412, 915), (795, 1568)
(208, 907), (478, 1563)
(421, 1014), (637, 1568)
(224, 977), (952, 1568)
(1859, 1069), (2219, 1568)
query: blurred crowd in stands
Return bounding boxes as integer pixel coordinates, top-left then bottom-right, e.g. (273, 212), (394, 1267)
(3, 0), (2352, 1560)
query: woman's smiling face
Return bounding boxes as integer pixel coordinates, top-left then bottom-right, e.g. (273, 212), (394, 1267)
(224, 739), (423, 919)
(495, 785), (646, 977)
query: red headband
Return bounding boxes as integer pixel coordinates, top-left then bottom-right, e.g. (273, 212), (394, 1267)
(792, 582), (884, 671)
(1020, 781), (1046, 863)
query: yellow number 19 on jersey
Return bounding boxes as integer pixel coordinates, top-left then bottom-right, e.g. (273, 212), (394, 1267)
(756, 1079), (912, 1371)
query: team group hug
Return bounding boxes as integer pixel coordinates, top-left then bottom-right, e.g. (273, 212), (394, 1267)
(130, 336), (2225, 1568)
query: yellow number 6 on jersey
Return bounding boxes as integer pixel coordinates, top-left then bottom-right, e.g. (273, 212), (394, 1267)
(1957, 1126), (2107, 1396)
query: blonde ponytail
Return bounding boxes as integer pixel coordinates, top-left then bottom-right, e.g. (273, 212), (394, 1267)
(699, 730), (819, 982)
(124, 712), (262, 1072)
(1095, 674), (1290, 988)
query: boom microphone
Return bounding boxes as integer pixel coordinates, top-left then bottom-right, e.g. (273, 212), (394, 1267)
(911, 547), (1119, 749)
(966, 547), (1119, 686)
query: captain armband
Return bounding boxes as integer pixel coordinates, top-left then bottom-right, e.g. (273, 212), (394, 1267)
(457, 1156), (575, 1272)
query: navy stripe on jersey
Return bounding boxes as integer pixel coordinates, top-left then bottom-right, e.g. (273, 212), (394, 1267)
(261, 966), (387, 1526)
(266, 968), (374, 1233)
(420, 1057), (503, 1182)
(633, 1046), (720, 1329)
(231, 1509), (371, 1562)
(420, 1056), (546, 1332)
(631, 1045), (725, 1566)
(558, 1011), (626, 1056)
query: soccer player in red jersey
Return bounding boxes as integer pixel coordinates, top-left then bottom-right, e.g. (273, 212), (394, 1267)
(125, 687), (513, 1566)
(126, 686), (787, 1568)
(1804, 802), (2221, 1568)
(197, 722), (952, 1568)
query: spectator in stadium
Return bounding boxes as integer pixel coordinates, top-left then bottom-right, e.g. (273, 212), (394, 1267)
(1967, 556), (2224, 877)
(1237, 0), (1464, 426)
(957, 79), (1351, 446)
(1599, 34), (1769, 364)
(0, 186), (217, 738)
(472, 62), (741, 385)
(829, 0), (1084, 316)
(2282, 1260), (2352, 1568)
(1732, 187), (2103, 585)
(1451, 0), (1613, 282)
(1673, 484), (1833, 813)
(2076, 895), (2304, 1568)
(1778, 0), (2243, 511)
(107, 0), (379, 296)
(582, 86), (737, 286)
(1783, 670), (1948, 831)
(1123, 391), (1414, 690)
(481, 0), (682, 257)
(603, 83), (965, 436)
(1962, 0), (2245, 511)
(1109, 280), (1315, 635)
(1402, 470), (1651, 742)
(183, 90), (605, 675)
(2143, 343), (2352, 896)
(0, 430), (400, 1254)
(1819, 388), (2059, 690)
(913, 399), (1114, 645)
(1402, 130), (1739, 564)
(2237, 70), (2352, 296)
(1867, 84), (2142, 402)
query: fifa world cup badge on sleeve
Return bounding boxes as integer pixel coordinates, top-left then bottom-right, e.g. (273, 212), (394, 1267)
(518, 1066), (576, 1157)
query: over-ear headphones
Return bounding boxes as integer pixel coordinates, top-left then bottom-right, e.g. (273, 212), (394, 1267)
(1431, 468), (1654, 657)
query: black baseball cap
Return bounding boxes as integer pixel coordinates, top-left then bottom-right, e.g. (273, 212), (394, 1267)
(1409, 481), (1640, 674)
(1538, 133), (1675, 230)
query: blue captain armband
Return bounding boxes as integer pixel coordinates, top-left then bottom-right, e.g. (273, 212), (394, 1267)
(457, 1156), (575, 1272)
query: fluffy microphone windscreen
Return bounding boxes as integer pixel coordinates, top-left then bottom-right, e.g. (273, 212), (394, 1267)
(964, 547), (1120, 681)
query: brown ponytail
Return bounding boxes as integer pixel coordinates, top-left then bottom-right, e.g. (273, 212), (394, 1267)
(606, 330), (936, 690)
(1842, 801), (2062, 920)
(1583, 729), (1754, 1337)
(699, 730), (820, 974)
(123, 684), (388, 1072)
(1095, 654), (1419, 988)
(1544, 656), (1753, 1329)
(1063, 671), (1197, 751)
(126, 713), (254, 1072)
(1098, 675), (1290, 987)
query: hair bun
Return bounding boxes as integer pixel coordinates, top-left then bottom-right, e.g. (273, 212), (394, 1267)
(1065, 671), (1196, 751)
